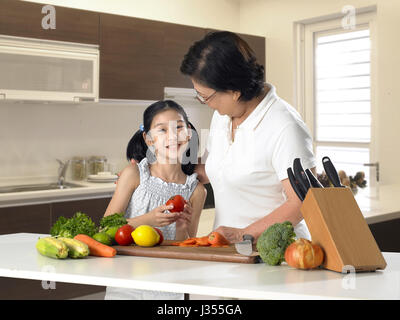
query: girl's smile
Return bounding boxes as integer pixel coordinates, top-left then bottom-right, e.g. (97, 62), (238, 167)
(145, 109), (191, 164)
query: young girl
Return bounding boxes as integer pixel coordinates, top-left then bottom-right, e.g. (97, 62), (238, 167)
(104, 100), (207, 300)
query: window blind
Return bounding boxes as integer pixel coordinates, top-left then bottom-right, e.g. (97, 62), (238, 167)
(314, 29), (371, 181)
(315, 29), (371, 143)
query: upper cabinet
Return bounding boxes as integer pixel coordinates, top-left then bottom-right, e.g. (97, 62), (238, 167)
(0, 0), (100, 44)
(99, 14), (165, 101)
(0, 0), (265, 101)
(162, 24), (205, 90)
(99, 14), (205, 100)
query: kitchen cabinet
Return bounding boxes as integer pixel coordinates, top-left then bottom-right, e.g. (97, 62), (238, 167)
(162, 23), (206, 89)
(0, 0), (100, 45)
(369, 218), (400, 252)
(0, 197), (111, 299)
(99, 15), (266, 100)
(99, 14), (205, 100)
(99, 14), (166, 100)
(0, 203), (51, 235)
(0, 0), (265, 100)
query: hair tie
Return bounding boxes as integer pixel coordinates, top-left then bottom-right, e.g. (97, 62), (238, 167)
(139, 124), (145, 132)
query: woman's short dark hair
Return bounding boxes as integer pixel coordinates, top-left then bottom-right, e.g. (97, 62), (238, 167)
(180, 31), (265, 102)
(126, 100), (198, 175)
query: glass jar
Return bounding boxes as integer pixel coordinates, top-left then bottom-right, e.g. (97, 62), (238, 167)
(70, 157), (86, 181)
(87, 156), (107, 175)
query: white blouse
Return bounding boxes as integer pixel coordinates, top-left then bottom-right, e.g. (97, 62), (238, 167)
(204, 83), (316, 239)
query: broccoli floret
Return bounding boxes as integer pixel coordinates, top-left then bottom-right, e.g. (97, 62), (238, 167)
(256, 221), (296, 265)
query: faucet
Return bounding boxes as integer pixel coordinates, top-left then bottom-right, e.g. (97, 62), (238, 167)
(56, 159), (69, 187)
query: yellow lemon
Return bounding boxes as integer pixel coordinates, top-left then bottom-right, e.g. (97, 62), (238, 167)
(131, 225), (160, 247)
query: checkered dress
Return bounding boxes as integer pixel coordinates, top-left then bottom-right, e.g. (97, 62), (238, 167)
(105, 157), (198, 300)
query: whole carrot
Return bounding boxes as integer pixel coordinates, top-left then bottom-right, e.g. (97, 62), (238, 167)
(74, 234), (116, 257)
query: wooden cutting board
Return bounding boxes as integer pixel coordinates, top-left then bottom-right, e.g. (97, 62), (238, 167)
(114, 240), (260, 264)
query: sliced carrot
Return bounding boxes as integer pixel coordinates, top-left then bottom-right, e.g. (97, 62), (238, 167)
(196, 236), (211, 246)
(182, 238), (197, 245)
(208, 231), (230, 246)
(74, 234), (116, 257)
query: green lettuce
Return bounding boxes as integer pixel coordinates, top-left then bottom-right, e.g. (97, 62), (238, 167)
(50, 212), (97, 238)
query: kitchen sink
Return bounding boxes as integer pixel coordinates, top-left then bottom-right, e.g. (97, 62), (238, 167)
(0, 182), (84, 194)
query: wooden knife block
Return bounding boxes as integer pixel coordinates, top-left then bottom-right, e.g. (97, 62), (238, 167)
(300, 187), (387, 273)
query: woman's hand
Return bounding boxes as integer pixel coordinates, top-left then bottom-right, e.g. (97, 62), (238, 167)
(147, 204), (181, 227)
(213, 226), (246, 243)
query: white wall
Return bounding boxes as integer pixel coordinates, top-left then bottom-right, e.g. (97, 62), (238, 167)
(0, 100), (147, 178)
(239, 0), (400, 184)
(0, 99), (213, 179)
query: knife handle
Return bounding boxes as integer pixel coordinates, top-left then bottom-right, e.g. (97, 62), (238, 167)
(322, 156), (344, 188)
(243, 234), (254, 242)
(287, 168), (305, 201)
(305, 168), (324, 188)
(293, 158), (311, 195)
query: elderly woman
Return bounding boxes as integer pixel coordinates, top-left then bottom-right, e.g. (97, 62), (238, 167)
(180, 31), (317, 243)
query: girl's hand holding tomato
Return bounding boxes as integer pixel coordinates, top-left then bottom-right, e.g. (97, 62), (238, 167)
(175, 201), (193, 230)
(165, 195), (186, 213)
(148, 204), (181, 227)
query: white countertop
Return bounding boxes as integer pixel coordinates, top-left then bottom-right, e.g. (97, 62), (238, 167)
(0, 176), (115, 207)
(1, 233), (399, 300)
(354, 184), (400, 224)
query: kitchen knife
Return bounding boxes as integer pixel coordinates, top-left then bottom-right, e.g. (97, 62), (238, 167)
(287, 167), (305, 201)
(305, 168), (324, 188)
(322, 156), (345, 188)
(293, 158), (311, 195)
(234, 234), (254, 256)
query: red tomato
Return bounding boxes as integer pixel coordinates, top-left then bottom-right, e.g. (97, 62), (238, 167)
(154, 227), (164, 245)
(115, 224), (135, 246)
(165, 195), (186, 213)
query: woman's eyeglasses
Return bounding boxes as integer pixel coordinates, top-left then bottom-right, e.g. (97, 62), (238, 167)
(196, 90), (217, 104)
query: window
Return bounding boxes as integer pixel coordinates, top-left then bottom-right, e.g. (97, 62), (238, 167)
(315, 28), (371, 182)
(296, 10), (377, 187)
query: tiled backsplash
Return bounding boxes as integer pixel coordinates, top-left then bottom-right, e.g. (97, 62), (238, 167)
(0, 99), (213, 180)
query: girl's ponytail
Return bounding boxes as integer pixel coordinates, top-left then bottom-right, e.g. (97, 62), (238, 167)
(181, 121), (198, 175)
(126, 129), (148, 162)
